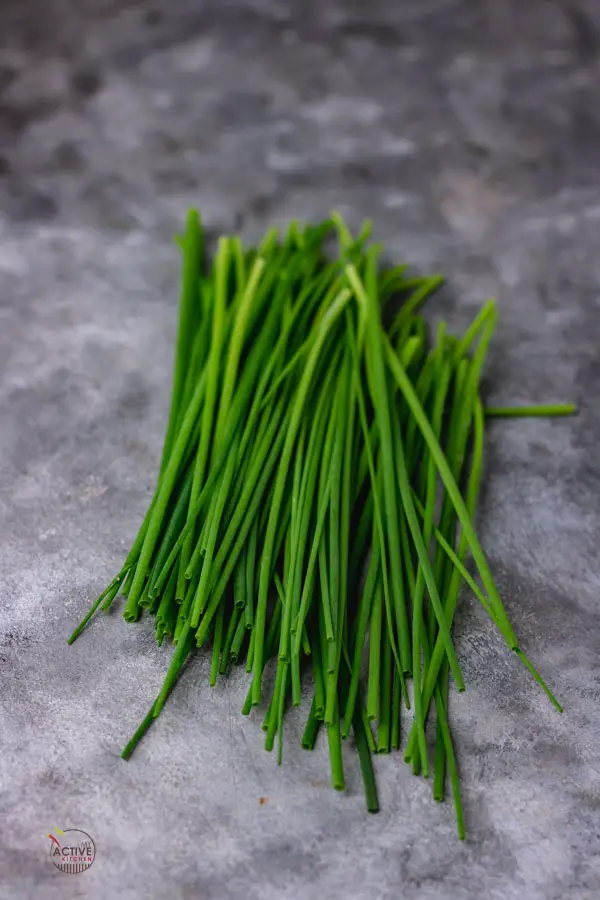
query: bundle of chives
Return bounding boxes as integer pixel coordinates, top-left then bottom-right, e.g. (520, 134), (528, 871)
(69, 210), (574, 838)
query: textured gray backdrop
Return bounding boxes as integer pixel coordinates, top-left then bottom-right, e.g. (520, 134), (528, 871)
(1, 1), (599, 898)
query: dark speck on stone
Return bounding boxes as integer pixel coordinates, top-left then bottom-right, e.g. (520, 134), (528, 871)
(6, 181), (57, 221)
(116, 371), (152, 422)
(0, 63), (17, 94)
(52, 140), (84, 173)
(337, 20), (405, 48)
(71, 65), (103, 100)
(144, 9), (162, 27)
(568, 4), (599, 62)
(340, 161), (374, 185)
(0, 102), (29, 137)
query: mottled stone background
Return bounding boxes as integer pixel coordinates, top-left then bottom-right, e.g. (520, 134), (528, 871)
(1, 1), (599, 898)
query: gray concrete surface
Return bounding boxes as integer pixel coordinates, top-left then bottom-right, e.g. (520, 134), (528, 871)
(1, 1), (600, 898)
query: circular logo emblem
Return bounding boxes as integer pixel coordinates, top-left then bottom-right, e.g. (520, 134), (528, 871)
(48, 829), (96, 874)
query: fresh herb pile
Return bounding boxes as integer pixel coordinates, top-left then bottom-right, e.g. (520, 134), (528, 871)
(69, 210), (573, 837)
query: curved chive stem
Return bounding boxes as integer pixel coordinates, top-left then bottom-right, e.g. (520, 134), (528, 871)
(334, 351), (356, 716)
(292, 465), (332, 651)
(346, 310), (407, 705)
(214, 257), (266, 447)
(148, 468), (194, 597)
(389, 275), (444, 339)
(433, 669), (450, 801)
(350, 260), (464, 686)
(123, 630), (196, 758)
(210, 604), (224, 687)
(409, 391), (485, 773)
(367, 580), (383, 723)
(392, 392), (465, 690)
(67, 574), (124, 644)
(278, 424), (307, 664)
(301, 698), (321, 750)
(160, 209), (203, 472)
(453, 299), (496, 360)
(312, 635), (326, 720)
(434, 682), (465, 839)
(121, 701), (157, 760)
(277, 662), (289, 764)
(391, 670), (401, 751)
(245, 519), (258, 629)
(188, 439), (240, 627)
(409, 349), (453, 770)
(252, 288), (351, 706)
(125, 364), (209, 611)
(382, 325), (519, 649)
(246, 627), (256, 674)
(117, 566), (135, 601)
(346, 258), (411, 674)
(515, 650), (563, 712)
(411, 490), (497, 622)
(343, 529), (379, 737)
(292, 402), (334, 656)
(156, 567), (178, 642)
(324, 360), (352, 724)
(318, 600), (345, 791)
(376, 624), (392, 754)
(484, 404), (576, 417)
(288, 388), (333, 700)
(230, 611), (247, 664)
(194, 415), (290, 649)
(220, 604), (242, 675)
(153, 622), (193, 717)
(234, 547), (247, 610)
(354, 706), (379, 813)
(177, 238), (231, 600)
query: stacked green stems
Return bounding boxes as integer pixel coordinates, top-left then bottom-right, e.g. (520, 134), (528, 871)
(68, 212), (569, 834)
